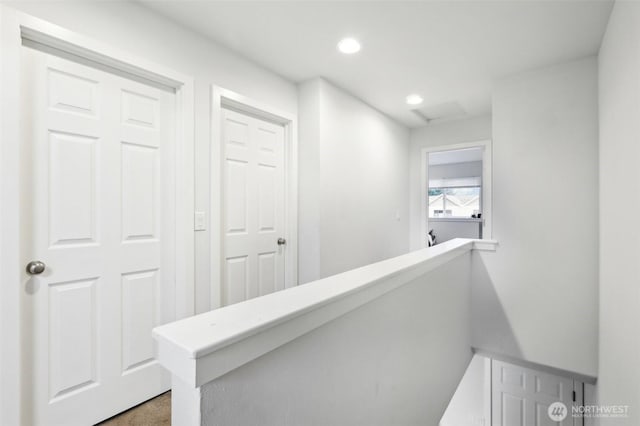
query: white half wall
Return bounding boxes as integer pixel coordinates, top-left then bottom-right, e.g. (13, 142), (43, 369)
(298, 78), (410, 282)
(197, 254), (472, 426)
(598, 1), (640, 422)
(409, 116), (492, 250)
(439, 355), (490, 426)
(474, 57), (599, 377)
(4, 1), (298, 314)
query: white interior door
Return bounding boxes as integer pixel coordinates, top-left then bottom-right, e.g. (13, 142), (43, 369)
(20, 46), (176, 425)
(492, 360), (583, 426)
(222, 108), (286, 305)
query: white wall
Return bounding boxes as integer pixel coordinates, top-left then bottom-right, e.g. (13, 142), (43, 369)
(409, 116), (492, 250)
(298, 78), (410, 282)
(297, 79), (322, 284)
(439, 355), (490, 426)
(5, 1), (298, 313)
(474, 57), (599, 377)
(598, 2), (640, 422)
(199, 254), (473, 426)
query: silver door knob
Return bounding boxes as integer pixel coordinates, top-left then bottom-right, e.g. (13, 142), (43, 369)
(26, 260), (46, 275)
(277, 238), (286, 246)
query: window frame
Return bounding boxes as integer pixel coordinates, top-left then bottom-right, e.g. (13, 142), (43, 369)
(419, 140), (492, 249)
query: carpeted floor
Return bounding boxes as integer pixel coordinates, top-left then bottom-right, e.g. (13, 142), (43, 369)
(97, 392), (171, 426)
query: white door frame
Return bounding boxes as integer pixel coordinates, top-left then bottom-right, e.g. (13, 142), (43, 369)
(0, 8), (195, 425)
(420, 140), (492, 248)
(211, 86), (298, 309)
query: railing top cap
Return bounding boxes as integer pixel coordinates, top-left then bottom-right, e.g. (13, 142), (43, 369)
(153, 238), (496, 364)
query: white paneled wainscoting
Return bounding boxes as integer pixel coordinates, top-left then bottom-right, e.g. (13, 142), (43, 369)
(153, 238), (497, 425)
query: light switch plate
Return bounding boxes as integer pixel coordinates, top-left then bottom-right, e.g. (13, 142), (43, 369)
(194, 211), (206, 231)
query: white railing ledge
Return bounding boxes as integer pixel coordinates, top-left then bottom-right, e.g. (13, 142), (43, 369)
(153, 238), (497, 387)
(472, 239), (498, 251)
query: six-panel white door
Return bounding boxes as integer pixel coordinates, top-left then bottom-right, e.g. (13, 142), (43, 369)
(492, 360), (583, 426)
(222, 108), (286, 305)
(21, 47), (176, 425)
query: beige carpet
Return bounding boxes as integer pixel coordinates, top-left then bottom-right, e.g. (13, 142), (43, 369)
(97, 392), (171, 426)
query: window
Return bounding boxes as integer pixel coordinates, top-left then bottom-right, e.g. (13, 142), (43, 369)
(422, 144), (491, 247)
(428, 177), (481, 219)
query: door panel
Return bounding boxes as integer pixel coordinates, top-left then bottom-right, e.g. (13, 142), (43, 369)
(222, 108), (286, 305)
(22, 47), (176, 425)
(121, 142), (159, 241)
(492, 360), (583, 426)
(48, 278), (98, 400)
(47, 68), (98, 117)
(225, 256), (249, 304)
(225, 159), (249, 234)
(48, 132), (98, 246)
(258, 252), (276, 295)
(501, 393), (525, 426)
(121, 270), (159, 372)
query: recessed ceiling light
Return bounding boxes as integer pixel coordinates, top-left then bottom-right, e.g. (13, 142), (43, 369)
(406, 94), (424, 106)
(337, 38), (361, 54)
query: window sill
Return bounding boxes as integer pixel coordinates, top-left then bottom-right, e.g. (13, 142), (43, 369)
(429, 217), (483, 223)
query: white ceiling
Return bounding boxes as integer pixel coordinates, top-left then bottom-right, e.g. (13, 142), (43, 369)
(141, 0), (613, 128)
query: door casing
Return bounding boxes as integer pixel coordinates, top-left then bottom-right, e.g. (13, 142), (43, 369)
(0, 8), (195, 425)
(210, 86), (298, 310)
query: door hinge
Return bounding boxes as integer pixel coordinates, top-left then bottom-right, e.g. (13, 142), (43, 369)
(572, 390), (576, 402)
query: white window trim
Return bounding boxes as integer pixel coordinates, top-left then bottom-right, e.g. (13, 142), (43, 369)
(0, 8), (195, 424)
(420, 140), (492, 248)
(210, 86), (299, 309)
